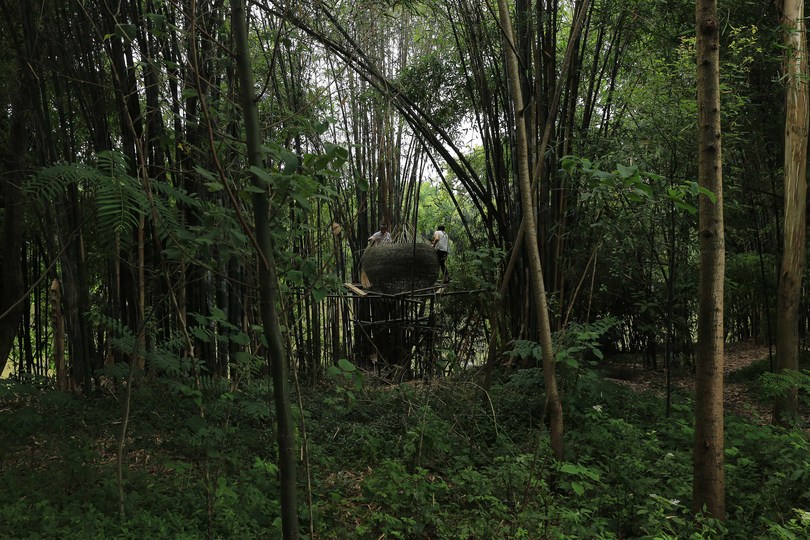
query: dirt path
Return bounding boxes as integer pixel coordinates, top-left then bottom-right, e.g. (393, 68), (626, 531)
(720, 344), (774, 424)
(606, 343), (777, 424)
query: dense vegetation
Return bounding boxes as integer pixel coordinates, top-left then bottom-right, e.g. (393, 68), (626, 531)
(2, 357), (808, 538)
(1, 0), (809, 537)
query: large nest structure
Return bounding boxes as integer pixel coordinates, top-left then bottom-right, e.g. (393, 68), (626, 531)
(361, 242), (439, 294)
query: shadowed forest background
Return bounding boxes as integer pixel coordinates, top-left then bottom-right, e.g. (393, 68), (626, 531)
(0, 0), (809, 538)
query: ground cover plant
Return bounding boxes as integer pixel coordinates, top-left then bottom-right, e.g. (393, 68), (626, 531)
(1, 349), (807, 539)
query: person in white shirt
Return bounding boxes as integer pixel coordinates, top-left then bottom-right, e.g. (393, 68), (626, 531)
(432, 225), (449, 282)
(368, 224), (392, 246)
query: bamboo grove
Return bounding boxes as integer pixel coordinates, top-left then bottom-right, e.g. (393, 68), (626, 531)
(0, 0), (808, 526)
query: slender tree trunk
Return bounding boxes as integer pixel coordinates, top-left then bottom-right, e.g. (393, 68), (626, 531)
(693, 0), (725, 518)
(0, 83), (28, 374)
(232, 1), (299, 538)
(57, 184), (95, 391)
(497, 0), (564, 460)
(774, 0), (808, 426)
(50, 279), (68, 390)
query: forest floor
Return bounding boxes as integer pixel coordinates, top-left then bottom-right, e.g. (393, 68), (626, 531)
(604, 343), (809, 426)
(1, 344), (808, 538)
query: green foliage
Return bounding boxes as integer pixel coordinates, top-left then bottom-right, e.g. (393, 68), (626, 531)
(760, 369), (810, 399)
(504, 317), (616, 372)
(7, 2), (807, 537)
(27, 151), (149, 247)
(724, 416), (810, 530)
(0, 375), (281, 539)
(728, 353), (810, 413)
(2, 351), (808, 539)
(765, 509), (810, 539)
(396, 48), (468, 129)
(462, 245), (506, 291)
(558, 318), (617, 366)
(506, 339), (541, 363)
(561, 155), (714, 215)
(325, 358), (364, 411)
(354, 459), (449, 538)
(25, 150), (208, 261)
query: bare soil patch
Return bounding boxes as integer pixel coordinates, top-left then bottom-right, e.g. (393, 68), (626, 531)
(604, 343), (780, 424)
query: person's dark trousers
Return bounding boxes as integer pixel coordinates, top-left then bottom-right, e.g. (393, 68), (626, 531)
(437, 250), (448, 281)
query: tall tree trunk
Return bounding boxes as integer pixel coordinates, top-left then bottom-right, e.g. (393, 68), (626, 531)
(693, 0), (725, 519)
(232, 1), (299, 538)
(58, 185), (96, 391)
(774, 0), (808, 426)
(50, 279), (68, 390)
(0, 81), (28, 374)
(497, 0), (564, 460)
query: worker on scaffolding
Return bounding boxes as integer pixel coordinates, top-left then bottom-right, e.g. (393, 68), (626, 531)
(432, 224), (450, 283)
(368, 224), (392, 246)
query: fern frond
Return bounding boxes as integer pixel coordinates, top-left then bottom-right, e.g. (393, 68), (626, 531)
(28, 151), (144, 241)
(149, 180), (199, 248)
(26, 163), (102, 205)
(95, 313), (141, 356)
(96, 150), (131, 178)
(95, 174), (147, 238)
(151, 179), (201, 209)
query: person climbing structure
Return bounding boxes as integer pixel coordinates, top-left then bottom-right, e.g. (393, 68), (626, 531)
(432, 224), (449, 283)
(368, 224), (392, 246)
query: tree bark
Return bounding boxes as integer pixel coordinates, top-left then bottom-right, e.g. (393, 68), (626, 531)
(693, 0), (725, 519)
(50, 279), (68, 390)
(497, 0), (564, 460)
(0, 82), (28, 374)
(774, 0), (808, 426)
(232, 1), (300, 538)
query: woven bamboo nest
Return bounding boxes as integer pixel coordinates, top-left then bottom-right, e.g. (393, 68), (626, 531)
(361, 242), (439, 294)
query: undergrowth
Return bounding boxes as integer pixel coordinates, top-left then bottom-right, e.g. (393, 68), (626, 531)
(1, 359), (808, 539)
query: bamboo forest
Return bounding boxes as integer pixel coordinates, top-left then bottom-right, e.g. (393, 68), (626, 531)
(2, 0), (810, 538)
